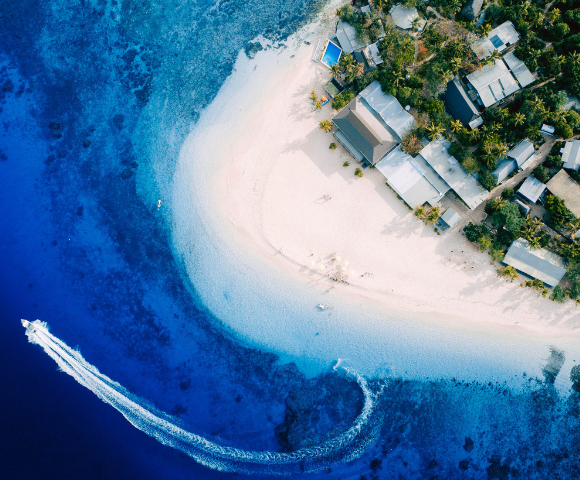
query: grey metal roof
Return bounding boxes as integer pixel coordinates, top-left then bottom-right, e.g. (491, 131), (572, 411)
(546, 169), (580, 217)
(412, 153), (451, 195)
(444, 77), (481, 128)
(470, 21), (520, 60)
(359, 81), (416, 140)
(364, 42), (383, 66)
(418, 139), (468, 188)
(441, 208), (461, 228)
(461, 0), (483, 20)
(503, 238), (566, 287)
(508, 139), (535, 167)
(418, 139), (487, 209)
(503, 51), (535, 88)
(492, 159), (517, 183)
(333, 130), (365, 163)
(336, 20), (367, 54)
(389, 5), (424, 29)
(453, 175), (489, 209)
(466, 60), (520, 108)
(333, 97), (398, 165)
(376, 147), (443, 209)
(561, 139), (580, 171)
(518, 175), (546, 203)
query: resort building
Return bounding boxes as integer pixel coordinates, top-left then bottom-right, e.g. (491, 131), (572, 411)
(389, 5), (425, 30)
(436, 208), (462, 233)
(541, 124), (555, 135)
(332, 81), (415, 166)
(335, 20), (385, 54)
(363, 42), (383, 69)
(491, 139), (536, 183)
(470, 21), (520, 60)
(375, 138), (488, 210)
(503, 238), (567, 287)
(503, 51), (535, 88)
(517, 175), (546, 204)
(561, 139), (580, 171)
(375, 147), (445, 209)
(466, 60), (520, 108)
(461, 0), (483, 20)
(444, 77), (483, 129)
(416, 139), (488, 209)
(546, 169), (580, 217)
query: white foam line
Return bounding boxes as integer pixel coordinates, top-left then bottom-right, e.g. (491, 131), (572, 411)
(22, 319), (384, 475)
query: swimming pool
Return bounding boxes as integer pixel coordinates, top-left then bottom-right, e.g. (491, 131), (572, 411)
(321, 41), (342, 67)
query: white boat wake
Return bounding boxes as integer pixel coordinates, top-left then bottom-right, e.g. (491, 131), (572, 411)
(22, 319), (384, 475)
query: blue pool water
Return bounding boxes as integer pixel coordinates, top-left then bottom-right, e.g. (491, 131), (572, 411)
(2, 0), (580, 478)
(321, 41), (342, 67)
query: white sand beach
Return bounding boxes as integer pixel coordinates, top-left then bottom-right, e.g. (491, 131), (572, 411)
(170, 8), (580, 387)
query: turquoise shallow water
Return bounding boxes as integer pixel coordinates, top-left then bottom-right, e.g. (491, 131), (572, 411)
(2, 0), (580, 478)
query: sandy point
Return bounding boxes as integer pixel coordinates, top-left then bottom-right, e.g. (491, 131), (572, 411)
(216, 41), (580, 336)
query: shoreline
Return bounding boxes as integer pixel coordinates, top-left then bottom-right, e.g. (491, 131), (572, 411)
(170, 7), (580, 388)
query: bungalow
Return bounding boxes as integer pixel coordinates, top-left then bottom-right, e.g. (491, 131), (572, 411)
(492, 139), (536, 183)
(461, 0), (483, 20)
(389, 5), (426, 30)
(503, 51), (535, 88)
(335, 20), (386, 54)
(541, 124), (555, 135)
(332, 81), (415, 166)
(561, 139), (580, 171)
(375, 147), (444, 209)
(417, 139), (488, 209)
(470, 21), (520, 60)
(444, 77), (483, 129)
(363, 42), (383, 68)
(436, 208), (462, 233)
(466, 60), (520, 108)
(377, 139), (488, 210)
(517, 175), (546, 204)
(546, 169), (580, 217)
(503, 238), (567, 287)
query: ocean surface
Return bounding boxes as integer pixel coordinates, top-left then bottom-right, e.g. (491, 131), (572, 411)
(2, 0), (580, 479)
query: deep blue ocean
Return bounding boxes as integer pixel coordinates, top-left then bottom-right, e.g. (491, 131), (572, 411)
(2, 0), (580, 478)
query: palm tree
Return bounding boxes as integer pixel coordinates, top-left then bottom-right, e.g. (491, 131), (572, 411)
(489, 197), (506, 211)
(494, 143), (508, 160)
(392, 68), (406, 87)
(547, 9), (560, 26)
(497, 108), (509, 122)
(481, 23), (492, 37)
(310, 90), (318, 103)
(482, 149), (497, 167)
(411, 16), (422, 32)
(319, 119), (333, 132)
(467, 128), (480, 142)
(497, 266), (518, 282)
(426, 122), (445, 140)
(449, 57), (463, 72)
(426, 206), (441, 225)
(569, 52), (580, 68)
(414, 205), (427, 220)
(330, 64), (341, 78)
(450, 120), (463, 133)
(528, 236), (542, 250)
(486, 49), (501, 65)
(450, 0), (461, 14)
(512, 112), (525, 126)
(313, 100), (322, 111)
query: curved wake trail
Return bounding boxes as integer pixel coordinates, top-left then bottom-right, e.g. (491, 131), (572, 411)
(22, 320), (384, 475)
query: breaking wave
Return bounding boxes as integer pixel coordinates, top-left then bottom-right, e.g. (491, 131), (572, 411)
(22, 319), (384, 475)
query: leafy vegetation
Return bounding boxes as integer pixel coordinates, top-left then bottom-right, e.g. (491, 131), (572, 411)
(332, 90), (355, 111)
